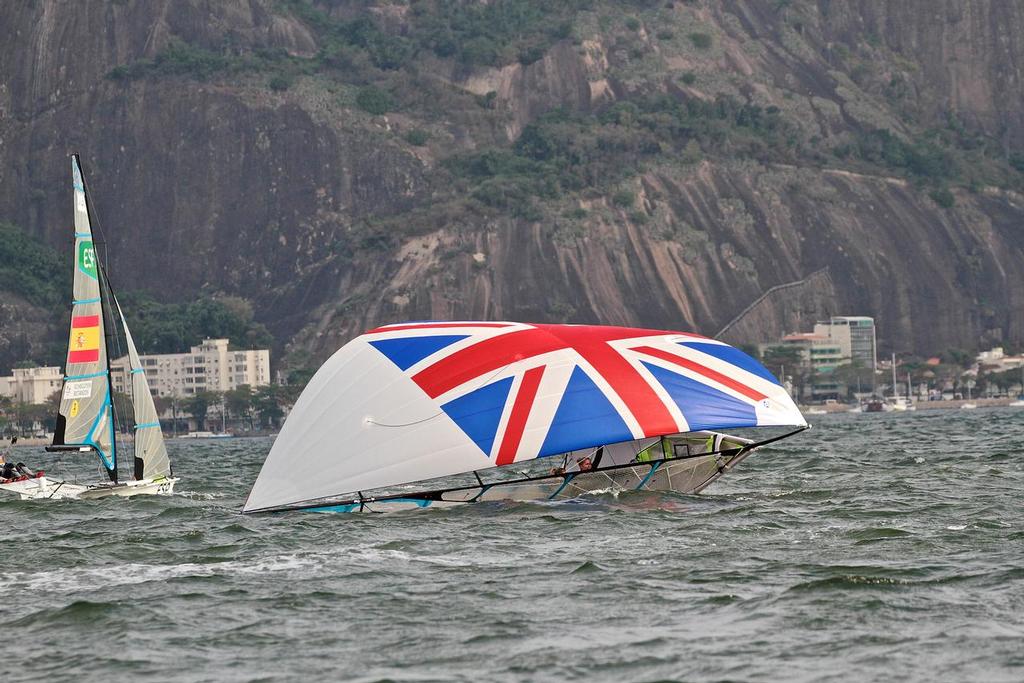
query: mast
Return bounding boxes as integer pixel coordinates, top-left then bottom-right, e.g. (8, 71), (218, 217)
(891, 353), (897, 400)
(81, 155), (119, 483)
(96, 260), (119, 482)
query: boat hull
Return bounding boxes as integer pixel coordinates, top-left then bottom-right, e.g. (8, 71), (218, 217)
(0, 476), (88, 500)
(305, 450), (749, 513)
(0, 475), (177, 501)
(77, 477), (179, 499)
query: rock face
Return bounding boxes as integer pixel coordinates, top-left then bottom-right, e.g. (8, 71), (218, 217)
(0, 0), (1022, 371)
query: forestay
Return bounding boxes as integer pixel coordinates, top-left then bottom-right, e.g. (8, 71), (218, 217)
(51, 156), (116, 479)
(244, 322), (806, 512)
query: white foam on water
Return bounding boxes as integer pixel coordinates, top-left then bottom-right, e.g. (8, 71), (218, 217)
(346, 546), (476, 568)
(5, 553), (321, 594)
(581, 487), (621, 497)
(946, 525), (967, 531)
(177, 490), (227, 500)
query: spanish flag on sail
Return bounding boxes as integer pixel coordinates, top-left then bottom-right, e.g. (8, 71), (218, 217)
(67, 315), (101, 364)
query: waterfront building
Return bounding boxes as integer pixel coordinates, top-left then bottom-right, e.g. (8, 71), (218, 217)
(976, 347), (1024, 371)
(111, 338), (270, 398)
(0, 366), (63, 404)
(780, 333), (845, 372)
(813, 316), (877, 370)
(778, 333), (845, 399)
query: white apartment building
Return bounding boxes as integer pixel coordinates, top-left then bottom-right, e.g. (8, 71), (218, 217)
(0, 366), (64, 404)
(976, 347), (1024, 372)
(111, 338), (270, 397)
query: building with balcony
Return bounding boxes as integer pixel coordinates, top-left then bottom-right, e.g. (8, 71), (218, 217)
(111, 338), (270, 398)
(0, 366), (64, 404)
(813, 316), (877, 370)
(780, 333), (845, 372)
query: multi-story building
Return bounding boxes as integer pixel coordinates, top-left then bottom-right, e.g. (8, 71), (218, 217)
(780, 333), (844, 373)
(813, 316), (877, 370)
(976, 347), (1024, 372)
(111, 338), (270, 397)
(776, 333), (846, 399)
(0, 366), (64, 404)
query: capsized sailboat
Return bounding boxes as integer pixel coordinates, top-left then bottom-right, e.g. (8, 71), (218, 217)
(243, 322), (807, 513)
(0, 155), (177, 501)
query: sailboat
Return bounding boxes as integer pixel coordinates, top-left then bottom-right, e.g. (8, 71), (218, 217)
(0, 155), (177, 500)
(887, 354), (914, 411)
(243, 322), (807, 514)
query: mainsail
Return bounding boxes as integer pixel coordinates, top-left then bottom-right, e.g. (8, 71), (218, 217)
(243, 322), (807, 512)
(51, 155), (117, 480)
(112, 294), (171, 480)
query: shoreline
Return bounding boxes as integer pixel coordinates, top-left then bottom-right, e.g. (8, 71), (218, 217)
(801, 397), (1020, 413)
(5, 432), (278, 447)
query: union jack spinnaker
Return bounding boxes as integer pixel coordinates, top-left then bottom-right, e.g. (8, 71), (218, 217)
(243, 322), (806, 513)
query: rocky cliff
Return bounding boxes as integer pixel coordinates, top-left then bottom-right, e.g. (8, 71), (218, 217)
(1, 0), (1022, 372)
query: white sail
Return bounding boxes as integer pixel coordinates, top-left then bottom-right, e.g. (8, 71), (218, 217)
(244, 322), (806, 512)
(112, 295), (171, 480)
(51, 155), (116, 479)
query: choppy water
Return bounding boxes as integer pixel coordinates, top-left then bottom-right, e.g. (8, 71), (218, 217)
(1, 409), (1022, 682)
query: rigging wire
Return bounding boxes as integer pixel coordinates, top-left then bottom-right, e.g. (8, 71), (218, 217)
(255, 427), (808, 514)
(83, 169), (126, 478)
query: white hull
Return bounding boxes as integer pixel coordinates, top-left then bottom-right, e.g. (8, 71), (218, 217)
(0, 476), (88, 500)
(0, 476), (177, 501)
(77, 477), (178, 499)
(305, 450), (756, 514)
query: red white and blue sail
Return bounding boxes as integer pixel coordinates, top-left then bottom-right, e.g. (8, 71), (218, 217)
(243, 322), (805, 512)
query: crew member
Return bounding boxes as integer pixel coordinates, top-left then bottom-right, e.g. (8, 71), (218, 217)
(0, 437), (34, 481)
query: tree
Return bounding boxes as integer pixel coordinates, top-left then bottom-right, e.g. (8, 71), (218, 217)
(225, 385), (255, 431)
(0, 395), (14, 437)
(761, 345), (802, 374)
(183, 391), (220, 431)
(18, 401), (51, 435)
(762, 345), (808, 398)
(112, 390), (134, 433)
(833, 361), (875, 397)
(152, 394), (171, 417)
(253, 386), (285, 430)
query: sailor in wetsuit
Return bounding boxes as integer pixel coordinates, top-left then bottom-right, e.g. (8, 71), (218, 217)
(0, 437), (34, 481)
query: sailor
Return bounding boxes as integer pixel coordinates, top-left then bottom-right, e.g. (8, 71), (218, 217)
(0, 437), (34, 481)
(577, 456), (593, 472)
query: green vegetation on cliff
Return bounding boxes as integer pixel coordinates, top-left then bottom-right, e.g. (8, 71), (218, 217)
(0, 220), (273, 368)
(119, 294), (274, 355)
(0, 222), (69, 308)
